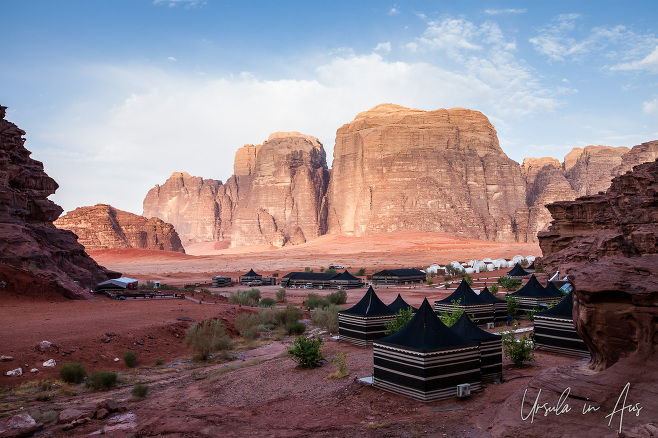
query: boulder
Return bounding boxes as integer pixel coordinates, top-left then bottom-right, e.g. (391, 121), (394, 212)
(4, 367), (21, 377)
(0, 413), (42, 438)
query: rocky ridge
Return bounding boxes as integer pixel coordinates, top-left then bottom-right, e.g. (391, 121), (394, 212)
(55, 204), (185, 253)
(0, 106), (118, 298)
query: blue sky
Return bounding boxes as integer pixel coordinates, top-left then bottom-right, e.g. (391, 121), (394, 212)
(2, 1), (657, 214)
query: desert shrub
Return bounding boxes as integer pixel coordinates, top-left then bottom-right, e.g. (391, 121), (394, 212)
(184, 318), (234, 360)
(275, 305), (304, 328)
(153, 359), (164, 366)
(464, 273), (473, 286)
(228, 288), (261, 306)
(311, 304), (339, 333)
(286, 321), (306, 335)
(59, 363), (87, 384)
(259, 297), (276, 308)
(235, 313), (258, 337)
(385, 308), (414, 335)
(490, 284), (499, 294)
(303, 293), (328, 310)
(123, 351), (137, 368)
(497, 276), (520, 291)
(287, 336), (325, 368)
(327, 352), (349, 379)
(501, 331), (535, 367)
(438, 299), (465, 326)
(304, 267), (312, 272)
(325, 268), (337, 274)
(427, 278), (434, 286)
(30, 409), (58, 424)
(506, 295), (520, 318)
(356, 268), (366, 276)
(257, 307), (276, 328)
(86, 371), (118, 391)
(520, 258), (529, 267)
(275, 287), (287, 303)
(326, 289), (347, 305)
(445, 282), (451, 289)
(444, 274), (452, 281)
(131, 384), (149, 398)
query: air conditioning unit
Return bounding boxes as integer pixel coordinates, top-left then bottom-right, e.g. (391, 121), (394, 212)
(457, 383), (471, 398)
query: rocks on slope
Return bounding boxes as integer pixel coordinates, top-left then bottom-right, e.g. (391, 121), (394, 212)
(0, 106), (118, 299)
(55, 204), (185, 253)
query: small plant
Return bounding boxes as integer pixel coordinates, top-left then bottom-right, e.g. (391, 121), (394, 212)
(497, 276), (520, 291)
(275, 287), (287, 303)
(59, 363), (87, 384)
(444, 274), (452, 281)
(153, 359), (164, 366)
(427, 278), (434, 286)
(501, 331), (535, 367)
(385, 308), (414, 335)
(259, 297), (277, 308)
(327, 352), (349, 379)
(356, 268), (366, 276)
(275, 305), (304, 328)
(287, 336), (325, 368)
(464, 273), (473, 286)
(228, 288), (261, 306)
(286, 321), (306, 335)
(445, 282), (451, 289)
(184, 318), (233, 360)
(438, 299), (465, 326)
(131, 384), (149, 399)
(304, 267), (312, 273)
(326, 289), (347, 305)
(506, 295), (520, 319)
(490, 284), (499, 294)
(123, 351), (137, 368)
(303, 293), (328, 310)
(86, 371), (118, 391)
(325, 268), (337, 274)
(311, 304), (339, 333)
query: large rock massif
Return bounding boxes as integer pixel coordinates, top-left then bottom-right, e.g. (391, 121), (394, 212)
(488, 159), (658, 437)
(142, 105), (658, 248)
(0, 107), (118, 299)
(55, 204), (185, 252)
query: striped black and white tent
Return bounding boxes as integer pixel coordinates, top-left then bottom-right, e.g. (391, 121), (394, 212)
(434, 280), (494, 325)
(506, 263), (530, 279)
(534, 292), (590, 358)
(450, 312), (503, 382)
(525, 261), (536, 273)
(338, 286), (395, 346)
(478, 286), (507, 323)
(388, 294), (417, 314)
(373, 298), (482, 402)
(510, 275), (562, 314)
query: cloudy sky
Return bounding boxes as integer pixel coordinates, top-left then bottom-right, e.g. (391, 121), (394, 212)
(2, 0), (657, 214)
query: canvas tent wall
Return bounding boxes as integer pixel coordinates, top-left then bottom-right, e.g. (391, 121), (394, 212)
(329, 270), (364, 289)
(506, 263), (529, 279)
(388, 294), (417, 314)
(450, 312), (503, 382)
(510, 275), (562, 314)
(338, 286), (395, 346)
(534, 292), (590, 358)
(211, 276), (232, 287)
(281, 272), (337, 289)
(434, 280), (494, 325)
(95, 277), (138, 292)
(372, 268), (426, 285)
(373, 298), (482, 402)
(477, 287), (507, 323)
(240, 269), (262, 285)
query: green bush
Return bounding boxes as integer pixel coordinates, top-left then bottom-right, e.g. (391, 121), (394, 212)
(325, 268), (337, 274)
(506, 295), (520, 318)
(311, 304), (340, 333)
(275, 305), (304, 327)
(235, 313), (258, 337)
(286, 321), (306, 335)
(355, 268), (366, 276)
(501, 331), (535, 367)
(184, 318), (234, 360)
(497, 276), (520, 291)
(275, 288), (287, 303)
(438, 299), (465, 326)
(228, 288), (261, 306)
(259, 297), (276, 308)
(304, 267), (312, 272)
(59, 363), (87, 384)
(86, 371), (118, 391)
(490, 284), (499, 294)
(257, 307), (276, 328)
(123, 351), (137, 368)
(327, 352), (349, 379)
(303, 293), (328, 310)
(427, 279), (434, 285)
(153, 359), (164, 366)
(326, 289), (347, 305)
(444, 274), (452, 281)
(287, 336), (325, 368)
(464, 273), (473, 286)
(445, 282), (451, 289)
(385, 308), (414, 335)
(131, 384), (149, 398)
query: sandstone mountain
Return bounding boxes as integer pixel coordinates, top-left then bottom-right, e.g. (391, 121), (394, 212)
(141, 104), (658, 248)
(0, 106), (118, 299)
(55, 204), (185, 253)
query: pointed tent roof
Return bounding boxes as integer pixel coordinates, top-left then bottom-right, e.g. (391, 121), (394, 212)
(544, 281), (564, 297)
(527, 261), (536, 270)
(437, 279), (486, 305)
(388, 294), (417, 314)
(339, 286), (394, 316)
(536, 292), (574, 319)
(478, 286), (506, 304)
(507, 263), (529, 277)
(243, 269), (260, 277)
(376, 298), (478, 353)
(332, 270), (360, 281)
(511, 275), (554, 298)
(450, 312), (501, 342)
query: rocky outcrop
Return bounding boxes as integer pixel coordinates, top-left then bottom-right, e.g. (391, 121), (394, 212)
(326, 104), (525, 241)
(0, 106), (118, 299)
(564, 145), (630, 196)
(55, 204), (185, 252)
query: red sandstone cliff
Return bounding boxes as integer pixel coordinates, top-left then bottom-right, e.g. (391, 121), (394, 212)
(55, 204), (185, 253)
(0, 106), (119, 299)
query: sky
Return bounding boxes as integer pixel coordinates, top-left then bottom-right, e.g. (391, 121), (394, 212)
(2, 0), (657, 215)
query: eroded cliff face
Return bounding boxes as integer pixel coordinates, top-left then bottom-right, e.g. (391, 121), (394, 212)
(0, 106), (118, 298)
(55, 204), (185, 252)
(326, 104), (526, 241)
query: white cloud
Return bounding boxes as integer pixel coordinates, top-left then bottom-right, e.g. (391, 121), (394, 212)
(153, 0), (204, 8)
(388, 5), (400, 16)
(167, 56), (177, 62)
(374, 42), (391, 53)
(484, 8), (526, 15)
(643, 97), (658, 115)
(612, 45), (658, 73)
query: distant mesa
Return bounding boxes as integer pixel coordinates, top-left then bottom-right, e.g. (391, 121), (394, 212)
(55, 204), (185, 253)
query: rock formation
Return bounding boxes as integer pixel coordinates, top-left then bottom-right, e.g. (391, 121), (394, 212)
(564, 145), (630, 196)
(55, 204), (185, 252)
(0, 106), (118, 299)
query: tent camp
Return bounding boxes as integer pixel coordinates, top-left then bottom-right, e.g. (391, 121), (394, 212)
(525, 261), (536, 273)
(506, 263), (530, 279)
(388, 294), (417, 314)
(372, 269), (426, 285)
(95, 277), (138, 292)
(434, 280), (494, 325)
(329, 270), (364, 289)
(373, 298), (482, 402)
(510, 275), (562, 314)
(534, 292), (590, 358)
(450, 312), (503, 382)
(477, 287), (507, 323)
(338, 286), (396, 346)
(240, 269), (262, 285)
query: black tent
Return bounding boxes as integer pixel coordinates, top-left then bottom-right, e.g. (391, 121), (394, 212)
(338, 286), (395, 346)
(478, 287), (507, 323)
(372, 268), (426, 285)
(387, 294), (417, 314)
(510, 275), (562, 314)
(373, 298), (482, 402)
(525, 261), (536, 273)
(330, 270), (364, 289)
(450, 312), (503, 382)
(434, 280), (494, 324)
(544, 281), (563, 296)
(506, 263), (529, 278)
(534, 292), (590, 358)
(240, 269), (262, 285)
